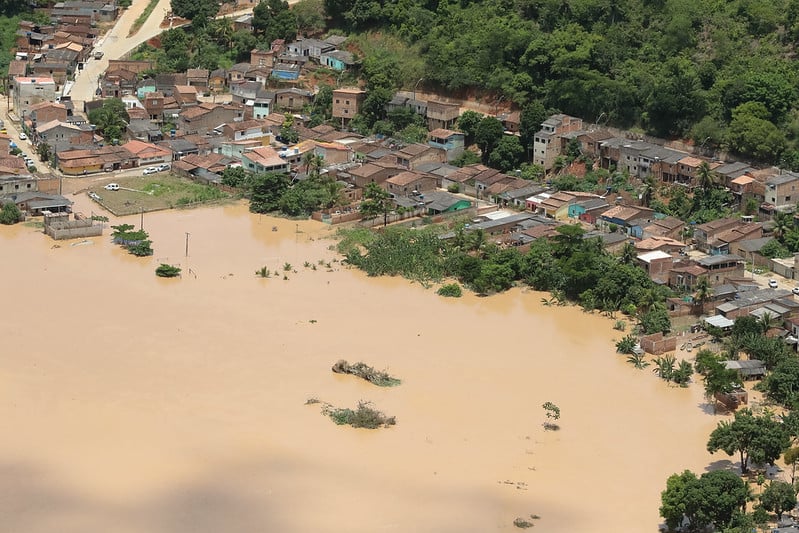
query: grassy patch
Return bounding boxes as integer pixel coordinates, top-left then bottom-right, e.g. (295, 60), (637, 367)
(336, 226), (376, 255)
(321, 401), (396, 429)
(332, 360), (401, 387)
(88, 174), (230, 215)
(129, 0), (160, 36)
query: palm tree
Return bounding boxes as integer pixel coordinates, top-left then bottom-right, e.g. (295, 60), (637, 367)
(639, 174), (656, 207)
(212, 17), (234, 49)
(758, 311), (779, 334)
(773, 211), (794, 242)
(303, 152), (325, 178)
(694, 277), (713, 314)
(619, 241), (636, 264)
(695, 161), (715, 191)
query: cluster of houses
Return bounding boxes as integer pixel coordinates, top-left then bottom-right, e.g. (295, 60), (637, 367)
(9, 1), (116, 89)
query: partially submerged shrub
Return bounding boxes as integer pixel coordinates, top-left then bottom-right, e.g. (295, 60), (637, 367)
(156, 263), (181, 277)
(322, 401), (396, 429)
(332, 359), (401, 386)
(437, 283), (463, 297)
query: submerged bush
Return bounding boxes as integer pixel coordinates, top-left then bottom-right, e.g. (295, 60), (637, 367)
(437, 283), (463, 297)
(155, 263), (182, 277)
(332, 360), (401, 386)
(322, 401), (396, 429)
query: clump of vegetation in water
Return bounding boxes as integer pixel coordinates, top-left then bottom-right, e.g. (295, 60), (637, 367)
(542, 402), (560, 431)
(322, 401), (396, 429)
(255, 266), (271, 277)
(513, 515), (541, 528)
(437, 283), (462, 297)
(111, 223), (153, 256)
(613, 320), (626, 331)
(332, 359), (401, 386)
(283, 262), (292, 271)
(615, 334), (638, 354)
(626, 352), (649, 370)
(652, 355), (693, 387)
(155, 264), (181, 277)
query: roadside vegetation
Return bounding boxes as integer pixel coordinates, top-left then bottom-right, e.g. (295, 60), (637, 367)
(129, 0), (161, 36)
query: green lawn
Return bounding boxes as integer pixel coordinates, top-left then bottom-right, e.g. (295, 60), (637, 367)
(88, 174), (231, 216)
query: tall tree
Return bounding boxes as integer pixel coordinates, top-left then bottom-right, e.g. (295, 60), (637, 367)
(87, 98), (130, 143)
(252, 0), (298, 43)
(706, 408), (790, 473)
(475, 116), (504, 163)
(660, 469), (749, 532)
(249, 172), (290, 213)
(359, 182), (391, 226)
(760, 481), (796, 521)
(171, 0), (219, 25)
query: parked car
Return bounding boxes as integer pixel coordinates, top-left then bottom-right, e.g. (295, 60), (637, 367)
(104, 183), (119, 191)
(769, 279), (779, 289)
(18, 132), (26, 140)
(792, 287), (799, 295)
(143, 166), (158, 175)
(157, 163), (170, 171)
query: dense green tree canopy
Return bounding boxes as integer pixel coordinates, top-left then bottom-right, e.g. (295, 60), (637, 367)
(707, 408), (790, 473)
(660, 469), (749, 532)
(87, 98), (129, 143)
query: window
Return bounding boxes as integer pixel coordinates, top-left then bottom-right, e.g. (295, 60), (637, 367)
(335, 99), (339, 103)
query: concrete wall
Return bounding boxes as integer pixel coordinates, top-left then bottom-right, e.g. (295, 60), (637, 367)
(640, 332), (678, 355)
(44, 217), (103, 240)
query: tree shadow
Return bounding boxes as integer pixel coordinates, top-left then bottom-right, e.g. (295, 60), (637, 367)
(704, 459), (736, 473)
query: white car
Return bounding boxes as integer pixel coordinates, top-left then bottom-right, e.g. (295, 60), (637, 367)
(768, 279), (779, 289)
(18, 132), (27, 140)
(793, 287), (799, 296)
(157, 163), (170, 171)
(143, 167), (158, 175)
(104, 183), (119, 191)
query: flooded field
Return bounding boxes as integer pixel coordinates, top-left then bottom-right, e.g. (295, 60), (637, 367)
(0, 196), (722, 532)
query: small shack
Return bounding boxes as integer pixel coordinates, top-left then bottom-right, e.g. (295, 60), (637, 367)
(723, 359), (767, 381)
(703, 315), (734, 331)
(714, 388), (748, 411)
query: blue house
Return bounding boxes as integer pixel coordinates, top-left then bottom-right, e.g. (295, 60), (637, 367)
(428, 128), (464, 162)
(598, 205), (655, 238)
(320, 50), (355, 71)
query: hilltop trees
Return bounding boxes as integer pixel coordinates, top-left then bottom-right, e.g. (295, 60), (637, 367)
(171, 0), (218, 25)
(252, 0), (298, 43)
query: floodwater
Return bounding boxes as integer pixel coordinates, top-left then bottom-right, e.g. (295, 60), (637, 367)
(0, 194), (722, 532)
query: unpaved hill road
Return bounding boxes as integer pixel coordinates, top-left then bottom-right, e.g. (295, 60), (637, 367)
(70, 0), (174, 104)
(70, 0), (304, 106)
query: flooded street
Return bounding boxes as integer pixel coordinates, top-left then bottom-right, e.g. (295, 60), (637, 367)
(1, 197), (721, 532)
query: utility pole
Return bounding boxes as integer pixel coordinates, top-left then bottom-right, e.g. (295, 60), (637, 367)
(140, 207), (144, 230)
(185, 232), (190, 257)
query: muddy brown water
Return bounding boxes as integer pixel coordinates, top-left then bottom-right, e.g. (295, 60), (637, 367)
(1, 198), (723, 532)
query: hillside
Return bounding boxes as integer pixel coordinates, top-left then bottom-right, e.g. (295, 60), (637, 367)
(323, 0), (799, 165)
